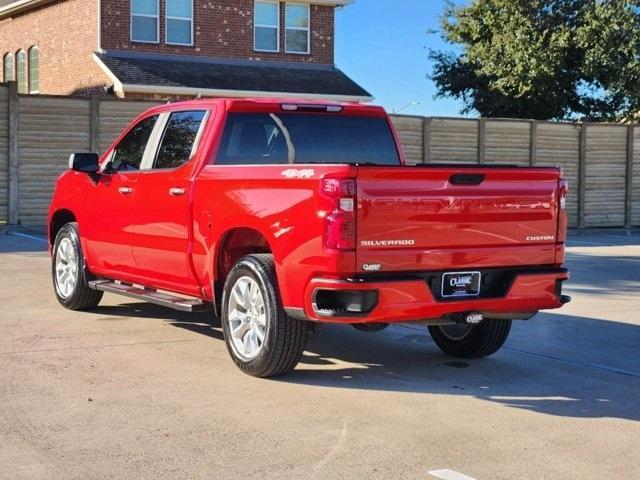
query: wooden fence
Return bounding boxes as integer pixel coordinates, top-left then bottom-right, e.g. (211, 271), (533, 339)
(0, 82), (638, 228)
(390, 116), (640, 228)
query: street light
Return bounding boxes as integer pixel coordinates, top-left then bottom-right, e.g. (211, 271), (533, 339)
(393, 101), (420, 114)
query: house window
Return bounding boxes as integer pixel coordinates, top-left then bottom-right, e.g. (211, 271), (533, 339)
(131, 0), (159, 43)
(254, 1), (279, 52)
(285, 3), (310, 54)
(166, 0), (193, 45)
(28, 47), (39, 93)
(3, 53), (14, 83)
(16, 50), (27, 94)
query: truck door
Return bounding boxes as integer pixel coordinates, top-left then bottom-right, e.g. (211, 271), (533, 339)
(82, 114), (159, 278)
(130, 109), (209, 295)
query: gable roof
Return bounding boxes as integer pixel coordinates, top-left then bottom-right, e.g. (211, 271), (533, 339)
(94, 51), (373, 102)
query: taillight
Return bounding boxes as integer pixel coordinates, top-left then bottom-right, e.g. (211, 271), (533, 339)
(558, 179), (568, 243)
(322, 178), (356, 251)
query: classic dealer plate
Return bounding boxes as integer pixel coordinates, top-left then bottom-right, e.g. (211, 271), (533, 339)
(441, 271), (481, 298)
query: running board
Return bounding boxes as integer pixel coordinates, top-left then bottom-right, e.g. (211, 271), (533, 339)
(89, 280), (207, 312)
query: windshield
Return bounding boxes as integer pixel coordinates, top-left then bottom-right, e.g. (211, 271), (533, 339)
(215, 113), (401, 166)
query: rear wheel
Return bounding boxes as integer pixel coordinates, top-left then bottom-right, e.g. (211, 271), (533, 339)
(52, 222), (103, 310)
(221, 254), (310, 378)
(428, 319), (512, 358)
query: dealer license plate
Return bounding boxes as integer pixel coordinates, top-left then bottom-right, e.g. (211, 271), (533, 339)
(441, 271), (481, 298)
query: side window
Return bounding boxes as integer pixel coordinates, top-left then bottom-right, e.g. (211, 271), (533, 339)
(153, 110), (206, 170)
(111, 115), (158, 172)
(28, 46), (39, 93)
(3, 53), (14, 82)
(216, 113), (288, 165)
(16, 50), (27, 94)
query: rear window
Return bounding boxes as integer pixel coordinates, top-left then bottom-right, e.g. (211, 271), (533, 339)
(215, 113), (401, 166)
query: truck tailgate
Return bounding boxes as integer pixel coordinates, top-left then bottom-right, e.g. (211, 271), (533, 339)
(356, 166), (561, 271)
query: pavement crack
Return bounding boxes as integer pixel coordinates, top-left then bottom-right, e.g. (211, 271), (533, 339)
(503, 347), (640, 378)
(0, 339), (195, 355)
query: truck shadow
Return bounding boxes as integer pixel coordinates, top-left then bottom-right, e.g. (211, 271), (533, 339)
(282, 313), (640, 422)
(91, 303), (640, 422)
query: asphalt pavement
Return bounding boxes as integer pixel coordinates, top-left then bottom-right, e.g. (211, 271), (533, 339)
(0, 230), (638, 480)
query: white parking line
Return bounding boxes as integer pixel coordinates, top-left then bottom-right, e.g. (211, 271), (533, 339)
(6, 232), (48, 243)
(429, 469), (479, 480)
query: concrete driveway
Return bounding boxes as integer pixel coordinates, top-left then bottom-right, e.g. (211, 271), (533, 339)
(0, 230), (638, 480)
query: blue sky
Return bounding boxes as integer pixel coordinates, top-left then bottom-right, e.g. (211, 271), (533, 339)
(335, 0), (468, 117)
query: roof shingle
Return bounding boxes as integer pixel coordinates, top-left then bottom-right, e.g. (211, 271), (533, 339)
(96, 51), (372, 100)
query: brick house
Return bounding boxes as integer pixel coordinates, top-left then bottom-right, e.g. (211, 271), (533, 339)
(0, 0), (371, 101)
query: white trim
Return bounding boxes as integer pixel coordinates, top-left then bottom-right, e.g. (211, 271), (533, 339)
(165, 0), (194, 46)
(140, 113), (169, 170)
(189, 110), (210, 160)
(120, 82), (374, 103)
(0, 0), (55, 19)
(97, 0), (102, 51)
(92, 53), (124, 95)
(285, 3), (310, 55)
(254, 0), (280, 53)
(130, 0), (160, 44)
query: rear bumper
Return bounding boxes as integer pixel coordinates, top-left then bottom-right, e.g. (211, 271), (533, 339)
(300, 268), (570, 324)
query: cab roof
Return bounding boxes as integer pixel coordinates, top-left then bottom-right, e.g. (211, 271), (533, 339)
(144, 98), (388, 116)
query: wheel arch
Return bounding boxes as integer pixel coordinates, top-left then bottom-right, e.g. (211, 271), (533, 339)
(49, 209), (77, 246)
(212, 226), (275, 315)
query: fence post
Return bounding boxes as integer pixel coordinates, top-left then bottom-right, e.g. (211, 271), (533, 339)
(478, 118), (486, 164)
(578, 123), (588, 229)
(89, 96), (100, 154)
(626, 124), (635, 228)
(7, 82), (19, 225)
(530, 121), (538, 166)
(422, 117), (431, 164)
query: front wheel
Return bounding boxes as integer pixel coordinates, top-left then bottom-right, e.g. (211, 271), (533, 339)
(221, 254), (310, 378)
(52, 222), (103, 310)
(428, 319), (512, 359)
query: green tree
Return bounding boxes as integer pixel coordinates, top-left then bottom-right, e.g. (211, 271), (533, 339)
(430, 0), (640, 121)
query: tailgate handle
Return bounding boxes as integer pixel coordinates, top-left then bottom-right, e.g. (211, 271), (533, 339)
(449, 173), (486, 186)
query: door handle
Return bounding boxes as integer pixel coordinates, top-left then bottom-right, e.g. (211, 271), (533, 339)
(169, 187), (186, 196)
(118, 187), (133, 195)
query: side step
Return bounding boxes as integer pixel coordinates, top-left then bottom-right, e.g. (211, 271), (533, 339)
(89, 280), (208, 312)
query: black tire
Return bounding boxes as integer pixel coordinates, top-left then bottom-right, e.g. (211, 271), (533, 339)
(221, 254), (310, 378)
(52, 222), (103, 311)
(428, 319), (512, 359)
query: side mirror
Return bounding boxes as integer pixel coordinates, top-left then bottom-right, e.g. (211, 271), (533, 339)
(69, 153), (99, 174)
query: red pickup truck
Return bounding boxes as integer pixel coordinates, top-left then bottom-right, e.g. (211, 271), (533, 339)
(48, 98), (570, 377)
